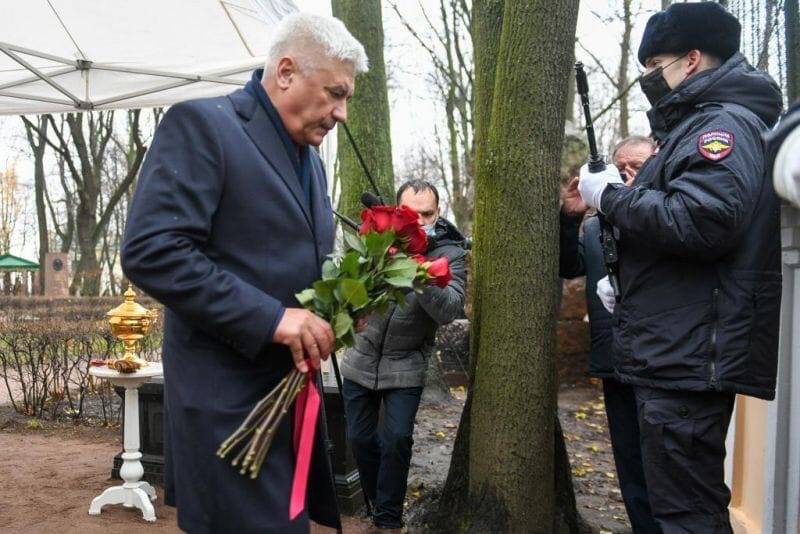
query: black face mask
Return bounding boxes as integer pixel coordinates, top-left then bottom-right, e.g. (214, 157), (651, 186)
(639, 55), (685, 107)
(639, 67), (673, 107)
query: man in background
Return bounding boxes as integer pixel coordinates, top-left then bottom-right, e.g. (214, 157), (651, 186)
(560, 135), (660, 533)
(340, 179), (467, 531)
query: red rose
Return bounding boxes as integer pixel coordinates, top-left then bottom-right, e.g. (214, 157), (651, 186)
(392, 205), (419, 235)
(404, 226), (428, 255)
(388, 246), (399, 256)
(410, 254), (426, 265)
(360, 206), (395, 235)
(426, 256), (451, 288)
(359, 208), (373, 235)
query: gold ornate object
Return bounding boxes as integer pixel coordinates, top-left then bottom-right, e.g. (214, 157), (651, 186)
(107, 286), (158, 368)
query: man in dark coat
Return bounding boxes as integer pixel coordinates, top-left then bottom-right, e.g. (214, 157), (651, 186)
(577, 3), (783, 532)
(121, 13), (368, 533)
(340, 180), (467, 530)
(560, 136), (661, 533)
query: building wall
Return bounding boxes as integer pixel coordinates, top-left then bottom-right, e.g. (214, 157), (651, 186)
(730, 396), (769, 533)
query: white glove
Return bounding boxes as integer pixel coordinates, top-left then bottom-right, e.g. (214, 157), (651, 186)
(578, 163), (624, 213)
(773, 125), (800, 208)
(596, 275), (616, 314)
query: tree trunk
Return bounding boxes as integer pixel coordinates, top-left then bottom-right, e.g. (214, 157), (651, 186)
(437, 0), (580, 531)
(787, 0), (800, 101)
(332, 0), (394, 219)
(37, 110), (145, 295)
(661, 0), (672, 10)
(22, 116), (49, 294)
(617, 0), (633, 139)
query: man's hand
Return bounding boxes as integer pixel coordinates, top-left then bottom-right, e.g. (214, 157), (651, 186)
(273, 309), (335, 373)
(578, 164), (624, 212)
(355, 317), (369, 333)
(596, 276), (616, 313)
(561, 176), (588, 216)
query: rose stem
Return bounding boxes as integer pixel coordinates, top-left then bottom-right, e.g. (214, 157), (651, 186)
(240, 369), (302, 474)
(217, 374), (289, 457)
(250, 370), (307, 478)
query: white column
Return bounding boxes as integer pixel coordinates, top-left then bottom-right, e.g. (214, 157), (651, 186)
(763, 204), (800, 533)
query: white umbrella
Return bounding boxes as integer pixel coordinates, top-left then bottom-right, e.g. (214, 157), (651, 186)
(0, 0), (297, 114)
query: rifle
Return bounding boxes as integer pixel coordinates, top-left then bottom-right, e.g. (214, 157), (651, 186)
(574, 62), (621, 301)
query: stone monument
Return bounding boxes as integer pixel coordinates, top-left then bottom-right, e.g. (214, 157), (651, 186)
(43, 252), (70, 297)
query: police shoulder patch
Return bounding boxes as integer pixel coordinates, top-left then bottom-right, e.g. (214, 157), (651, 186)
(697, 130), (734, 161)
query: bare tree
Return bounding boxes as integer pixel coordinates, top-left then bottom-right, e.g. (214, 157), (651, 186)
(789, 0), (800, 100)
(27, 110), (146, 295)
(0, 165), (22, 254)
(390, 0), (475, 232)
(577, 1), (640, 141)
(20, 116), (49, 294)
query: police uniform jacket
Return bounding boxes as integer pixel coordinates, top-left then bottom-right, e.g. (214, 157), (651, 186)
(601, 53), (784, 400)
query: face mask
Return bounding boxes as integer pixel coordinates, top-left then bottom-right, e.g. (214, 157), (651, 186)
(639, 55), (685, 107)
(423, 222), (437, 237)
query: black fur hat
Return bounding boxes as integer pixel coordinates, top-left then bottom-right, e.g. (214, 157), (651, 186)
(638, 2), (741, 66)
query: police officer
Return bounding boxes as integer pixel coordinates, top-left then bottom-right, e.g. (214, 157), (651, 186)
(577, 3), (783, 532)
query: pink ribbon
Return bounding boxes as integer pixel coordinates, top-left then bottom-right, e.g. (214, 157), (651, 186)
(289, 369), (320, 520)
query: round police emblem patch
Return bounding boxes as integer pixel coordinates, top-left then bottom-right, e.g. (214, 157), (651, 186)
(698, 130), (734, 161)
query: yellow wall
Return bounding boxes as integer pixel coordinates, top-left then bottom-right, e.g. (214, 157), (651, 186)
(730, 395), (769, 534)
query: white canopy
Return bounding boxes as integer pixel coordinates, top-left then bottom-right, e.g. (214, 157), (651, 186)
(0, 0), (297, 115)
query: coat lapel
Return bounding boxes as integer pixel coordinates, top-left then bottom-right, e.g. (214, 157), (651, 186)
(308, 153), (336, 259)
(229, 89), (314, 231)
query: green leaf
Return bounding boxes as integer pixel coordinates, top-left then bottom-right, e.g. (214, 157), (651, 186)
(333, 312), (353, 339)
(340, 251), (361, 277)
(365, 231), (396, 259)
(295, 288), (315, 307)
(385, 276), (414, 289)
(344, 232), (367, 255)
(335, 278), (369, 309)
(322, 259), (339, 280)
(382, 258), (418, 280)
(313, 280), (337, 303)
(339, 329), (355, 348)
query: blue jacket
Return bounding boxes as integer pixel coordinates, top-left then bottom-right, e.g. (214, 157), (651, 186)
(122, 86), (339, 532)
(559, 213), (613, 377)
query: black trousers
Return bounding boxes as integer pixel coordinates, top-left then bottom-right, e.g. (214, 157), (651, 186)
(341, 378), (423, 528)
(634, 386), (735, 534)
(602, 378), (661, 533)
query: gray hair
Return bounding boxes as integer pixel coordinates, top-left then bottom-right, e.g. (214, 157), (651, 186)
(612, 135), (656, 158)
(266, 13), (369, 74)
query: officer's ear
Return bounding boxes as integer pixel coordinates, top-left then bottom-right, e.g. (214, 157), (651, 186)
(685, 50), (704, 76)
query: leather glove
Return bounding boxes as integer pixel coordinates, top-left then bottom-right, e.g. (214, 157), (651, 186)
(578, 163), (624, 213)
(596, 275), (616, 314)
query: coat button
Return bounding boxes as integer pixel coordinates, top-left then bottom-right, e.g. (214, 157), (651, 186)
(678, 405), (690, 418)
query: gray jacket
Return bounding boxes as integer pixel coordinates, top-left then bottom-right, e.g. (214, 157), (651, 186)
(340, 219), (468, 390)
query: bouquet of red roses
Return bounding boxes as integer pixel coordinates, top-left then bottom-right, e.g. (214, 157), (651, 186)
(217, 204), (451, 518)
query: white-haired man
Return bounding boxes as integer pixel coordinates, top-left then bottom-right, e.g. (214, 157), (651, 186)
(122, 13), (367, 533)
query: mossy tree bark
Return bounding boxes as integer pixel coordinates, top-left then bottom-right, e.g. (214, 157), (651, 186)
(437, 0), (580, 531)
(332, 0), (395, 219)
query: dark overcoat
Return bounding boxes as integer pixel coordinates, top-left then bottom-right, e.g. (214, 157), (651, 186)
(121, 87), (339, 533)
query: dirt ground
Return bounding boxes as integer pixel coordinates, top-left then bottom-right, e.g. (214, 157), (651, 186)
(0, 384), (629, 534)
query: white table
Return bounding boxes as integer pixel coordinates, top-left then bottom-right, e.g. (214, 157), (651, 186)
(88, 362), (163, 522)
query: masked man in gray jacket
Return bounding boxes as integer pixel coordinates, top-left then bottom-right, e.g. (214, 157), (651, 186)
(340, 179), (467, 530)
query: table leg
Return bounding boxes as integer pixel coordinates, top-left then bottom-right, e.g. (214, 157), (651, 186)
(88, 382), (156, 521)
